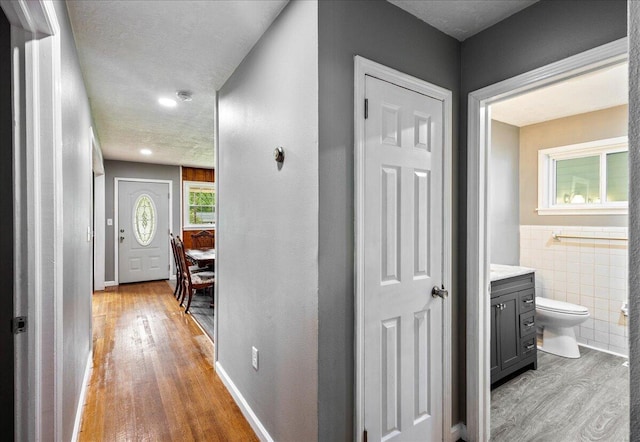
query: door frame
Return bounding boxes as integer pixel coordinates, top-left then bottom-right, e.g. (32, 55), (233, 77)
(465, 37), (628, 440)
(2, 0), (63, 439)
(113, 177), (173, 284)
(354, 55), (453, 441)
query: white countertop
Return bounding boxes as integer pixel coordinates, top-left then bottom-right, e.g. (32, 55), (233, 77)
(490, 264), (535, 282)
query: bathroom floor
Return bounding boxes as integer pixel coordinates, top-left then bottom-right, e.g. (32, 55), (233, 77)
(491, 347), (629, 442)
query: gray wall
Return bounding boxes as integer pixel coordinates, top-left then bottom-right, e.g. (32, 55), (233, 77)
(55, 1), (95, 439)
(318, 0), (460, 436)
(490, 120), (520, 265)
(217, 1), (319, 441)
(103, 159), (181, 282)
(519, 105), (628, 227)
(628, 1), (639, 439)
(460, 0), (627, 418)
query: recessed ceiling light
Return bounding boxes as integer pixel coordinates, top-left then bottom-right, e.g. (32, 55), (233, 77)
(158, 97), (177, 108)
(140, 149), (152, 155)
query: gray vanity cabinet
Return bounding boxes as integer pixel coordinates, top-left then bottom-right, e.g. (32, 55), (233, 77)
(490, 272), (538, 385)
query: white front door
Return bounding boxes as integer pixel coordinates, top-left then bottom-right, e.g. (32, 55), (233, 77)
(363, 75), (445, 441)
(118, 180), (170, 284)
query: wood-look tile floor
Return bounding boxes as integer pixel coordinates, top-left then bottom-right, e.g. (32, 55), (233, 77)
(491, 347), (629, 442)
(79, 281), (257, 442)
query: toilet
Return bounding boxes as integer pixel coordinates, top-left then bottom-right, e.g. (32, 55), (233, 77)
(535, 297), (590, 358)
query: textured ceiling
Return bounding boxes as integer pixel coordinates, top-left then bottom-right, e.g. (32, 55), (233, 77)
(67, 0), (288, 168)
(68, 0), (541, 168)
(491, 62), (628, 127)
(388, 0), (538, 41)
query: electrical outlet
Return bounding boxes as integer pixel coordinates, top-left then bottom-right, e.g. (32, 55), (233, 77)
(252, 346), (259, 370)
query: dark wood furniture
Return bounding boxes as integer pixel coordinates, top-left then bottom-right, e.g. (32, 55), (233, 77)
(175, 237), (215, 313)
(169, 234), (182, 299)
(185, 248), (215, 268)
(491, 272), (537, 385)
(190, 230), (214, 249)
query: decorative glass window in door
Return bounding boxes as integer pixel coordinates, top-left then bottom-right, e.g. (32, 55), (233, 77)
(133, 194), (157, 246)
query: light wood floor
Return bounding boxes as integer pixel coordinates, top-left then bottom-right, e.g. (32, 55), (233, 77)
(79, 281), (257, 442)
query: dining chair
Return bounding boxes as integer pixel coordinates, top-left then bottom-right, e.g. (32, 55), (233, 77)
(173, 236), (209, 302)
(176, 237), (215, 313)
(190, 230), (214, 249)
(169, 234), (182, 300)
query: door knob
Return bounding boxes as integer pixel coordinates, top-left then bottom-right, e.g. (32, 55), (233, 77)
(119, 236), (125, 243)
(431, 285), (448, 299)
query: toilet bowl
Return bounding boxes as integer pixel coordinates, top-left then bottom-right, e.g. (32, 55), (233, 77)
(535, 297), (590, 358)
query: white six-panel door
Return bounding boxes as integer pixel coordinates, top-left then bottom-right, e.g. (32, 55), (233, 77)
(363, 75), (444, 441)
(118, 180), (170, 284)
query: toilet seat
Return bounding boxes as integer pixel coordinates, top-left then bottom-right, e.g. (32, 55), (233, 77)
(536, 297), (589, 315)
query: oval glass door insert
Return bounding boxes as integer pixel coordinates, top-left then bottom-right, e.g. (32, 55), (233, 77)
(133, 194), (157, 246)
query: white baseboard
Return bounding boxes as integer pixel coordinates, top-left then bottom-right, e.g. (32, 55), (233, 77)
(215, 362), (273, 442)
(451, 421), (468, 441)
(577, 342), (629, 359)
(71, 351), (93, 442)
(104, 281), (117, 287)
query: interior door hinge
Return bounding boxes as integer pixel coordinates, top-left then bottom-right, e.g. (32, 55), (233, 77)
(12, 316), (27, 334)
(363, 429), (368, 442)
(364, 98), (368, 119)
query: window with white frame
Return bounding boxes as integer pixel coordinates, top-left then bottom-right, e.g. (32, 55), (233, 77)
(537, 136), (628, 215)
(183, 181), (215, 228)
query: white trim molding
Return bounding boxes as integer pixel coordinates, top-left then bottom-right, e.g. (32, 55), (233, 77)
(536, 136), (628, 215)
(113, 177), (173, 284)
(182, 179), (216, 230)
(3, 0), (63, 439)
(104, 281), (118, 288)
(215, 362), (274, 442)
(212, 91), (219, 365)
(354, 55), (453, 442)
(451, 422), (468, 441)
(71, 351), (93, 442)
(466, 37), (628, 441)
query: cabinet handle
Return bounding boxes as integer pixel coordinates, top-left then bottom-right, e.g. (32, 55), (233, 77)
(525, 344), (535, 350)
(524, 299), (534, 304)
(524, 321), (535, 328)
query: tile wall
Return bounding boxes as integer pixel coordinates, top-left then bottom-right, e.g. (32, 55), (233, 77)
(520, 225), (629, 356)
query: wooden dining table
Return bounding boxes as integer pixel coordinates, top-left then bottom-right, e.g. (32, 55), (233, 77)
(185, 248), (216, 267)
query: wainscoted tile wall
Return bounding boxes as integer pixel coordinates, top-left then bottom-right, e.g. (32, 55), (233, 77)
(520, 225), (628, 356)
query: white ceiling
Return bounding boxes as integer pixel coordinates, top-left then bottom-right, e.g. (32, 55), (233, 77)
(491, 62), (629, 127)
(67, 0), (288, 168)
(388, 0), (538, 41)
(67, 0), (542, 168)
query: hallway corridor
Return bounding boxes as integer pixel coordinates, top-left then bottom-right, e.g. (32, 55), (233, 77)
(79, 281), (257, 441)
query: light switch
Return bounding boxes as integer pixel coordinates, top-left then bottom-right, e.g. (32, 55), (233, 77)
(107, 218), (113, 226)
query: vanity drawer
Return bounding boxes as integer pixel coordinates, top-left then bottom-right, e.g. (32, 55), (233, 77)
(521, 335), (537, 357)
(519, 289), (535, 313)
(520, 310), (536, 337)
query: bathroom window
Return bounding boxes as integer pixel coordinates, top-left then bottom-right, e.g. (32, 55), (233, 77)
(183, 181), (215, 228)
(537, 136), (628, 215)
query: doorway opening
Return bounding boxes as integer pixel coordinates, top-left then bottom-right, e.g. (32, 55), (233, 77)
(466, 37), (629, 440)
